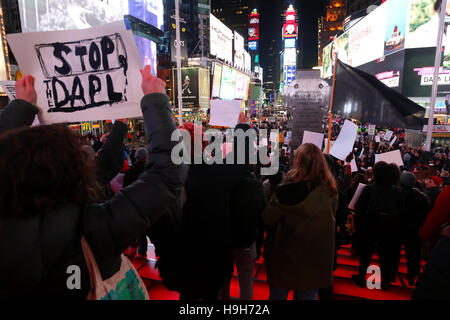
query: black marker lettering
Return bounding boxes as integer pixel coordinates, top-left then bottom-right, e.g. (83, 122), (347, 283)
(70, 76), (86, 108)
(100, 36), (115, 70)
(106, 74), (122, 103)
(52, 77), (70, 108)
(88, 74), (102, 105)
(53, 43), (72, 76)
(89, 42), (101, 70)
(119, 55), (128, 77)
(75, 46), (87, 72)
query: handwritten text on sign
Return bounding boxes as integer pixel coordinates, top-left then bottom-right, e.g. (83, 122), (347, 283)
(37, 34), (128, 112)
(7, 22), (143, 124)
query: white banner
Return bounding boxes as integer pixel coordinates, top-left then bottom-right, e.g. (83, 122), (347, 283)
(210, 14), (233, 64)
(7, 21), (143, 124)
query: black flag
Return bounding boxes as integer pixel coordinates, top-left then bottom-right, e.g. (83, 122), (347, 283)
(332, 60), (426, 130)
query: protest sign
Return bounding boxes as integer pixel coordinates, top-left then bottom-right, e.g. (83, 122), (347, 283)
(302, 130), (324, 150)
(384, 130), (393, 141)
(0, 81), (16, 100)
(375, 135), (381, 143)
(375, 150), (404, 167)
(350, 159), (358, 172)
(390, 136), (397, 146)
(209, 100), (241, 127)
(348, 183), (366, 211)
(368, 124), (376, 136)
(7, 22), (143, 124)
(330, 120), (358, 161)
(405, 129), (423, 148)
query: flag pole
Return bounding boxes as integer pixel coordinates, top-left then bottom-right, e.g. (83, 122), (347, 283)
(426, 0), (447, 151)
(327, 55), (339, 155)
(175, 0), (183, 126)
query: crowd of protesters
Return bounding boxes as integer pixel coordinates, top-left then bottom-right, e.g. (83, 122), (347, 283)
(0, 67), (449, 301)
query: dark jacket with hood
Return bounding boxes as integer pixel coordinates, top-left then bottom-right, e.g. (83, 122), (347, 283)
(0, 94), (187, 299)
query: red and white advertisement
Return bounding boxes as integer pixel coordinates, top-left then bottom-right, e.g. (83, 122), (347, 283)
(248, 10), (259, 41)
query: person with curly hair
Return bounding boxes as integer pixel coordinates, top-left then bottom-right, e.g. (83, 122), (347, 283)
(0, 66), (187, 299)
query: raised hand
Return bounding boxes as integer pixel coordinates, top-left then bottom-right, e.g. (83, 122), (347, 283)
(15, 75), (37, 106)
(140, 65), (166, 96)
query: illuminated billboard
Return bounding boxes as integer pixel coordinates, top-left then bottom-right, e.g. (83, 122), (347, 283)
(234, 31), (245, 69)
(235, 72), (250, 100)
(0, 12), (9, 93)
(18, 0), (163, 75)
(210, 13), (233, 63)
(212, 63), (223, 98)
(284, 65), (296, 86)
(220, 66), (237, 100)
(248, 9), (260, 41)
(248, 41), (258, 51)
(285, 38), (296, 48)
(284, 48), (297, 67)
(283, 5), (297, 39)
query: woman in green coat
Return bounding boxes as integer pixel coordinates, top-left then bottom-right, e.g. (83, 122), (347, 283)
(263, 143), (338, 300)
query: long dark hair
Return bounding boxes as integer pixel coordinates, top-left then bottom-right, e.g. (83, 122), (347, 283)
(0, 125), (100, 218)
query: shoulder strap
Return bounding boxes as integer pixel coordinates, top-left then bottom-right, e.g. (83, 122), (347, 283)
(80, 236), (103, 293)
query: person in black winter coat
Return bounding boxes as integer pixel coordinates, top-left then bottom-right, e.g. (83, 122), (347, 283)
(397, 171), (430, 286)
(412, 224), (450, 300)
(0, 69), (187, 299)
(220, 122), (267, 300)
(352, 161), (405, 291)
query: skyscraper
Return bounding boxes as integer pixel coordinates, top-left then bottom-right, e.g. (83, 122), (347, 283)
(346, 0), (381, 17)
(318, 0), (346, 66)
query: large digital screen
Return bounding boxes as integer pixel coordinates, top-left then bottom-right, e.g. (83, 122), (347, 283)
(244, 51), (251, 72)
(0, 15), (8, 92)
(284, 48), (297, 66)
(284, 65), (296, 86)
(248, 41), (258, 51)
(234, 31), (245, 69)
(321, 0), (443, 79)
(18, 0), (163, 75)
(248, 10), (259, 41)
(220, 66), (237, 100)
(210, 13), (233, 63)
(285, 38), (296, 48)
(234, 72), (250, 100)
(198, 67), (210, 109)
(212, 63), (222, 98)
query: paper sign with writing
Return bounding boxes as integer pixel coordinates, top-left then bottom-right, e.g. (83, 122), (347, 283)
(384, 130), (393, 141)
(368, 124), (376, 136)
(390, 136), (397, 146)
(302, 130), (324, 150)
(0, 81), (16, 100)
(7, 22), (143, 124)
(375, 150), (404, 167)
(350, 159), (358, 172)
(375, 135), (381, 143)
(330, 120), (358, 161)
(209, 100), (241, 128)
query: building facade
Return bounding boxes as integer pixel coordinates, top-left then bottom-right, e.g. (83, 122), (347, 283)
(318, 0), (346, 66)
(346, 0), (381, 17)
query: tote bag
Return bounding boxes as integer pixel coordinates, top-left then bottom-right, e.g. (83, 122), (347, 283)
(81, 236), (149, 300)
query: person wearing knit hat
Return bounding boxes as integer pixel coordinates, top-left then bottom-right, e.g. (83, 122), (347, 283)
(400, 171), (417, 188)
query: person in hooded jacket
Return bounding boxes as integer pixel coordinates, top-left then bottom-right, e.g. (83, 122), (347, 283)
(0, 67), (187, 299)
(263, 143), (338, 300)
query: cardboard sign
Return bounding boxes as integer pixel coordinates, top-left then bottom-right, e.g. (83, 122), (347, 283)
(330, 120), (358, 161)
(375, 150), (404, 167)
(7, 22), (143, 124)
(209, 99), (241, 127)
(302, 130), (324, 150)
(0, 81), (16, 100)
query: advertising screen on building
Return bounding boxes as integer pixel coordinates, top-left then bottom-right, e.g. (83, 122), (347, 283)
(173, 68), (200, 108)
(234, 72), (250, 100)
(210, 13), (233, 63)
(321, 0), (444, 79)
(285, 38), (296, 48)
(284, 48), (297, 67)
(0, 15), (9, 93)
(220, 65), (237, 100)
(234, 31), (245, 69)
(244, 51), (252, 72)
(284, 65), (296, 86)
(18, 0), (163, 76)
(248, 10), (260, 41)
(212, 63), (223, 98)
(198, 67), (210, 109)
(283, 23), (298, 39)
(248, 41), (258, 51)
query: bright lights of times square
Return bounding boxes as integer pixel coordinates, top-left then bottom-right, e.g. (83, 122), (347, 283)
(0, 0), (449, 316)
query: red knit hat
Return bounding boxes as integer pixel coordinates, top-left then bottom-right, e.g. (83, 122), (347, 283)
(430, 176), (443, 186)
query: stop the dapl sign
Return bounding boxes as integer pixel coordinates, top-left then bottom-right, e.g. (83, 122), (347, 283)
(7, 22), (143, 124)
